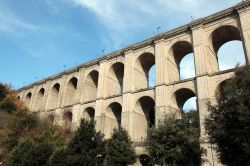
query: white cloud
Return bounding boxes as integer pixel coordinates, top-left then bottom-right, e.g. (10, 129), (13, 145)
(68, 0), (241, 49)
(0, 5), (53, 36)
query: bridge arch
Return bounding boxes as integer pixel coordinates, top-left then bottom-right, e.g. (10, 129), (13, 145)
(106, 62), (124, 97)
(35, 87), (45, 111)
(134, 52), (155, 90)
(84, 70), (99, 101)
(64, 77), (78, 105)
(104, 102), (122, 138)
(171, 88), (197, 116)
(210, 25), (246, 71)
(133, 96), (155, 142)
(82, 107), (95, 121)
(168, 41), (195, 81)
(48, 83), (60, 110)
(48, 114), (55, 124)
(24, 92), (32, 107)
(215, 78), (232, 100)
(63, 111), (73, 130)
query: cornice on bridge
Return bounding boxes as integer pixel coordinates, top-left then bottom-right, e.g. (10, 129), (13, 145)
(16, 0), (250, 92)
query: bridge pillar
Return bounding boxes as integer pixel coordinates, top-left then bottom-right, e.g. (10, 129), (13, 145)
(71, 104), (81, 130)
(155, 39), (168, 126)
(239, 6), (250, 64)
(29, 85), (37, 112)
(58, 75), (68, 108)
(44, 80), (52, 111)
(42, 81), (51, 112)
(192, 25), (221, 166)
(95, 60), (107, 132)
(122, 50), (134, 138)
(76, 68), (86, 104)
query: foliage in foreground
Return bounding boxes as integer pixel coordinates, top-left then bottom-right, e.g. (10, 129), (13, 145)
(205, 66), (250, 166)
(7, 139), (53, 166)
(50, 119), (106, 166)
(105, 127), (136, 166)
(148, 115), (204, 166)
(0, 83), (68, 165)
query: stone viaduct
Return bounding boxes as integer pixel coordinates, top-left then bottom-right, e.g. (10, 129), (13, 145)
(16, 1), (250, 165)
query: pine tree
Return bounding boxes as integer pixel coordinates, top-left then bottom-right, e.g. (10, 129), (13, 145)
(205, 66), (250, 166)
(105, 128), (136, 166)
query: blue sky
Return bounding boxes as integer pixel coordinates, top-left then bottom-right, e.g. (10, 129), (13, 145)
(0, 0), (245, 110)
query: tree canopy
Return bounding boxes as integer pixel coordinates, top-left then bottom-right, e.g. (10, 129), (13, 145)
(7, 139), (53, 166)
(205, 66), (250, 166)
(147, 115), (204, 166)
(105, 127), (136, 166)
(0, 83), (68, 165)
(50, 119), (106, 166)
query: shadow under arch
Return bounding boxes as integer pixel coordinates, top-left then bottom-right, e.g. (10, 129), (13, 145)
(84, 70), (99, 101)
(106, 62), (124, 97)
(134, 96), (155, 142)
(83, 107), (95, 122)
(48, 83), (60, 109)
(134, 52), (155, 90)
(104, 102), (122, 138)
(36, 87), (45, 111)
(65, 77), (78, 105)
(63, 111), (73, 130)
(24, 92), (32, 107)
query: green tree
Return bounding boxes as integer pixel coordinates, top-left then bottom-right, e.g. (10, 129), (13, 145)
(105, 127), (136, 166)
(49, 148), (70, 166)
(7, 138), (53, 166)
(148, 115), (204, 166)
(205, 66), (250, 166)
(50, 119), (106, 166)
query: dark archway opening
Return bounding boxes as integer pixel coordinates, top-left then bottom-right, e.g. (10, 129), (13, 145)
(24, 92), (32, 106)
(83, 107), (95, 122)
